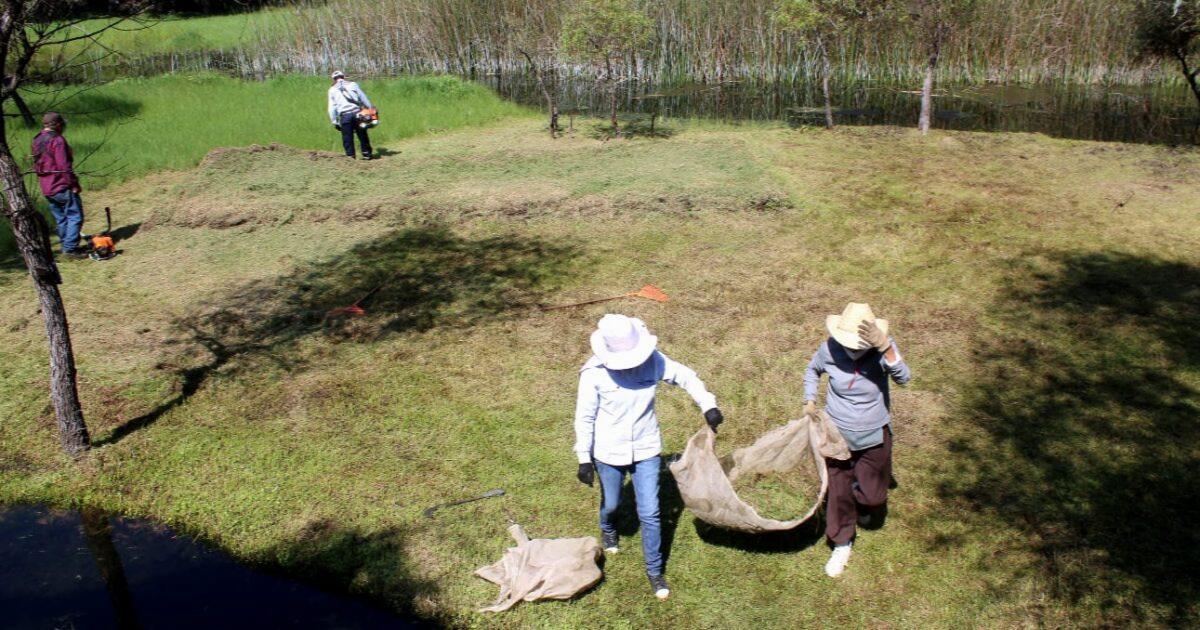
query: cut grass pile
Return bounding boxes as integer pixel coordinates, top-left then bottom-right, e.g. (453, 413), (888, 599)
(731, 466), (821, 522)
(1, 120), (1198, 627)
(0, 73), (532, 254)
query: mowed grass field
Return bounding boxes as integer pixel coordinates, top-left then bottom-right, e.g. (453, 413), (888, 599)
(1, 118), (1198, 627)
(0, 74), (530, 254)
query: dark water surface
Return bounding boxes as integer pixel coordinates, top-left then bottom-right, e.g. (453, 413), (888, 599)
(55, 48), (1200, 145)
(482, 74), (1200, 146)
(0, 504), (419, 629)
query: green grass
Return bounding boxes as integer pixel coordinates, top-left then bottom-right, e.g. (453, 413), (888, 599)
(32, 9), (292, 61)
(0, 73), (532, 256)
(1, 121), (1198, 627)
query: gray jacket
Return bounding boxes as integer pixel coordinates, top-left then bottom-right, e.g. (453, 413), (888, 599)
(803, 337), (911, 434)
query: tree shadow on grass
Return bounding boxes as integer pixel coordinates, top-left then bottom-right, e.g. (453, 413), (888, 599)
(97, 224), (577, 445)
(939, 251), (1200, 624)
(258, 519), (441, 627)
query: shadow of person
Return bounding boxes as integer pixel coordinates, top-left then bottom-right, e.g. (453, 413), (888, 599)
(693, 516), (825, 554)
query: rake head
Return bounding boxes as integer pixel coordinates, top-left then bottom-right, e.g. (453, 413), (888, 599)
(630, 284), (669, 303)
(326, 304), (366, 318)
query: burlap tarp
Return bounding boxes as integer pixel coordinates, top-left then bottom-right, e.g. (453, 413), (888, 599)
(474, 524), (603, 613)
(669, 412), (851, 533)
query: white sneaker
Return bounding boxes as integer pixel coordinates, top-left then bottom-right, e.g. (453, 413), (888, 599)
(825, 542), (852, 577)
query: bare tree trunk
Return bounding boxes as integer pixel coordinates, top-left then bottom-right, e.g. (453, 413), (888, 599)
(0, 147), (90, 457)
(605, 55), (619, 131)
(918, 40), (940, 135)
(1174, 50), (1200, 110)
(519, 49), (559, 137)
(3, 76), (33, 126)
(818, 35), (834, 130)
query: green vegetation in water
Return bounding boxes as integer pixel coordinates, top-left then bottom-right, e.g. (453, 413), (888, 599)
(68, 0), (1176, 84)
(0, 73), (531, 257)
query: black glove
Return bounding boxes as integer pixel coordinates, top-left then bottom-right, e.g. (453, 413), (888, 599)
(333, 123), (342, 131)
(704, 408), (724, 433)
(577, 462), (595, 487)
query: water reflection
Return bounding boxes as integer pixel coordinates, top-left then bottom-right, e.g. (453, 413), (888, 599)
(482, 74), (1200, 145)
(0, 504), (417, 629)
(80, 508), (140, 629)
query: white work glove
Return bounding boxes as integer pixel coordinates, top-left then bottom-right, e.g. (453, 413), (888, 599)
(858, 320), (890, 353)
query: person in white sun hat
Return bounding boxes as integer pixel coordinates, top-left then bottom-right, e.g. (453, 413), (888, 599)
(574, 314), (724, 600)
(803, 302), (911, 578)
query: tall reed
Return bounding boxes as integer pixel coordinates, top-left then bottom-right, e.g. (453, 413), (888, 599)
(40, 0), (1166, 86)
(240, 0), (1160, 85)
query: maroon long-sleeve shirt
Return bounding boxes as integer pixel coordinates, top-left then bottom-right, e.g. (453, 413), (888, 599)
(32, 130), (79, 197)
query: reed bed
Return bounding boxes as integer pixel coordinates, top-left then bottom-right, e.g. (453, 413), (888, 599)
(46, 0), (1169, 86)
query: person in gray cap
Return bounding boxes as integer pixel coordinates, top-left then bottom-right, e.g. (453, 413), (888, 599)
(327, 70), (374, 159)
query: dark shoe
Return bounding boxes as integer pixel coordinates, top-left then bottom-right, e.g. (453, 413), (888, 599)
(601, 531), (618, 553)
(857, 503), (887, 529)
(648, 574), (670, 600)
(62, 250), (88, 260)
(361, 154), (373, 161)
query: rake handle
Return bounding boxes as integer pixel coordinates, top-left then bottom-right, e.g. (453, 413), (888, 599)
(539, 292), (633, 311)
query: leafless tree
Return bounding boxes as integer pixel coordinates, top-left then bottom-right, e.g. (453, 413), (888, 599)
(0, 0), (149, 458)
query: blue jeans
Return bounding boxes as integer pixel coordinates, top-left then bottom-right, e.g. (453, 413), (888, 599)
(596, 455), (663, 576)
(46, 190), (84, 253)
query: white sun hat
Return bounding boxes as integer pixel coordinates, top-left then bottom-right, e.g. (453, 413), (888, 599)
(331, 70), (346, 80)
(590, 314), (658, 370)
(825, 302), (889, 350)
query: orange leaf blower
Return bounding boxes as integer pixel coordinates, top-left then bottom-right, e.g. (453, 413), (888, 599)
(82, 207), (117, 261)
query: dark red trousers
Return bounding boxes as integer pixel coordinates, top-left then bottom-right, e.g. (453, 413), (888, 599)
(825, 426), (892, 545)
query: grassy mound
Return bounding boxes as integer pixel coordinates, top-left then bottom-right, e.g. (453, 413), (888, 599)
(1, 121), (1199, 627)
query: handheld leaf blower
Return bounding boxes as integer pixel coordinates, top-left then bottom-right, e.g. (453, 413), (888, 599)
(82, 207), (117, 261)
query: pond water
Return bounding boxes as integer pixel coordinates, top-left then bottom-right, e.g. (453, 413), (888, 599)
(53, 50), (1200, 146)
(482, 73), (1200, 146)
(0, 504), (420, 629)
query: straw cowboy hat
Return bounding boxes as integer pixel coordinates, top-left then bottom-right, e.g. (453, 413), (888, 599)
(826, 302), (889, 350)
(590, 314), (658, 370)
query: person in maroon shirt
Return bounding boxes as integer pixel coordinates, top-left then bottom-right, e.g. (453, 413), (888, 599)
(32, 111), (86, 258)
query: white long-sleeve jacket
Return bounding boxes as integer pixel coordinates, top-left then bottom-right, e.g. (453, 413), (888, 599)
(574, 351), (717, 466)
(327, 80), (374, 124)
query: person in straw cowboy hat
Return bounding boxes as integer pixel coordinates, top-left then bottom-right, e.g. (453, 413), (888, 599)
(574, 314), (724, 600)
(803, 303), (911, 578)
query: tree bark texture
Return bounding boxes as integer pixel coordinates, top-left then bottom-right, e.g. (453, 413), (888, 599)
(819, 36), (834, 130)
(0, 146), (90, 457)
(603, 55), (619, 130)
(919, 42), (940, 135)
(1174, 50), (1200, 110)
(519, 49), (559, 137)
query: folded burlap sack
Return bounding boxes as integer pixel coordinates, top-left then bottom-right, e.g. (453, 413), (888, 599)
(475, 524), (602, 612)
